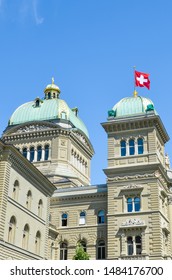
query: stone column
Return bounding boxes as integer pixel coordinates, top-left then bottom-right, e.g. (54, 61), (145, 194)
(27, 148), (30, 161)
(34, 148), (37, 162)
(42, 148), (45, 161)
(120, 233), (126, 256)
(141, 232), (146, 254)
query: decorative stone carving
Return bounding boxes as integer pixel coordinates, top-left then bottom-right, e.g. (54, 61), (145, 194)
(121, 218), (145, 227)
(61, 140), (66, 146)
(122, 184), (142, 189)
(108, 172), (155, 182)
(16, 124), (53, 133)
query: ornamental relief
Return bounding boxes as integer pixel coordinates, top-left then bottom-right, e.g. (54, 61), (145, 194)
(122, 184), (143, 189)
(108, 172), (155, 182)
(121, 218), (145, 227)
(14, 124), (54, 134)
(72, 130), (89, 147)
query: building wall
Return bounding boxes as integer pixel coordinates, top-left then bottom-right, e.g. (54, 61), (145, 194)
(0, 141), (55, 260)
(49, 187), (107, 260)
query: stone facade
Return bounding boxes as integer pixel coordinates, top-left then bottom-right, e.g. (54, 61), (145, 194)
(0, 140), (56, 259)
(1, 80), (172, 260)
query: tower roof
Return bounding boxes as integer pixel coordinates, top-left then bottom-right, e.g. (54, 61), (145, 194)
(111, 95), (157, 118)
(8, 79), (89, 138)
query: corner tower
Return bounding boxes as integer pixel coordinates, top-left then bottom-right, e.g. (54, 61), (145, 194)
(102, 92), (172, 260)
(3, 78), (94, 187)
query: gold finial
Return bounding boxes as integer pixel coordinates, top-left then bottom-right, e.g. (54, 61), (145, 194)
(52, 77), (54, 84)
(133, 90), (138, 97)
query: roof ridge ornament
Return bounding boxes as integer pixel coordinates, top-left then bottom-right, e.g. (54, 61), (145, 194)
(133, 89), (138, 98)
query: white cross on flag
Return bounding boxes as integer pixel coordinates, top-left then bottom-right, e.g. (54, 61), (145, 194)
(135, 70), (150, 89)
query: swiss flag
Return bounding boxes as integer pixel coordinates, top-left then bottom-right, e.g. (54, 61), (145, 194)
(135, 71), (150, 89)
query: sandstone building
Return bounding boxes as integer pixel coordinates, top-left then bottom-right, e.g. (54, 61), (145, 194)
(1, 79), (172, 260)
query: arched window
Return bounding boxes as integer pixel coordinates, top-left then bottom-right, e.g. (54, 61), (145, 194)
(38, 199), (43, 217)
(8, 216), (16, 244)
(129, 139), (135, 155)
(135, 236), (142, 255)
(97, 240), (105, 259)
(61, 213), (68, 227)
(98, 210), (105, 224)
(37, 146), (42, 161)
(60, 242), (68, 260)
(134, 197), (141, 212)
(26, 190), (32, 210)
(127, 236), (133, 255)
(22, 148), (27, 159)
(121, 140), (126, 156)
(80, 240), (87, 252)
(127, 197), (133, 212)
(12, 180), (19, 201)
(35, 231), (41, 255)
(79, 211), (86, 225)
(48, 92), (51, 99)
(138, 138), (144, 154)
(22, 224), (29, 250)
(44, 145), (49, 161)
(30, 147), (34, 162)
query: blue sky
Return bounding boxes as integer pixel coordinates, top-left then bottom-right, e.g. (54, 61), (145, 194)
(0, 0), (172, 185)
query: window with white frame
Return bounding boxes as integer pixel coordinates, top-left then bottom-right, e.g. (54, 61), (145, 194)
(138, 138), (144, 154)
(127, 197), (140, 212)
(127, 235), (142, 255)
(120, 137), (144, 157)
(121, 140), (126, 156)
(129, 139), (135, 155)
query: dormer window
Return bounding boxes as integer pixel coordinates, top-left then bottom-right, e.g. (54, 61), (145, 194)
(61, 112), (67, 119)
(36, 99), (40, 107)
(34, 98), (42, 107)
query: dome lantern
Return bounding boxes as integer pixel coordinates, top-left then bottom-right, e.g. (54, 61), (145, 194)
(44, 77), (61, 99)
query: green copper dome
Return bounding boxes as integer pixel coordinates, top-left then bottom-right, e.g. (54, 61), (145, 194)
(108, 95), (156, 118)
(8, 79), (89, 138)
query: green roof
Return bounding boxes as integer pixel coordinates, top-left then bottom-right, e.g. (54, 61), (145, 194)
(112, 96), (157, 118)
(9, 98), (89, 138)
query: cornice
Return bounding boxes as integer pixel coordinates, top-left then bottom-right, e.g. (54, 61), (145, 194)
(101, 114), (169, 144)
(51, 192), (107, 203)
(107, 171), (156, 183)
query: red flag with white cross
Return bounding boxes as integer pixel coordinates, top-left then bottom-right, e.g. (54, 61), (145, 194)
(135, 71), (150, 89)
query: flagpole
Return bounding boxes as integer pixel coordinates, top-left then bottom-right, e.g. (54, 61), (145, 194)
(133, 66), (138, 97)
